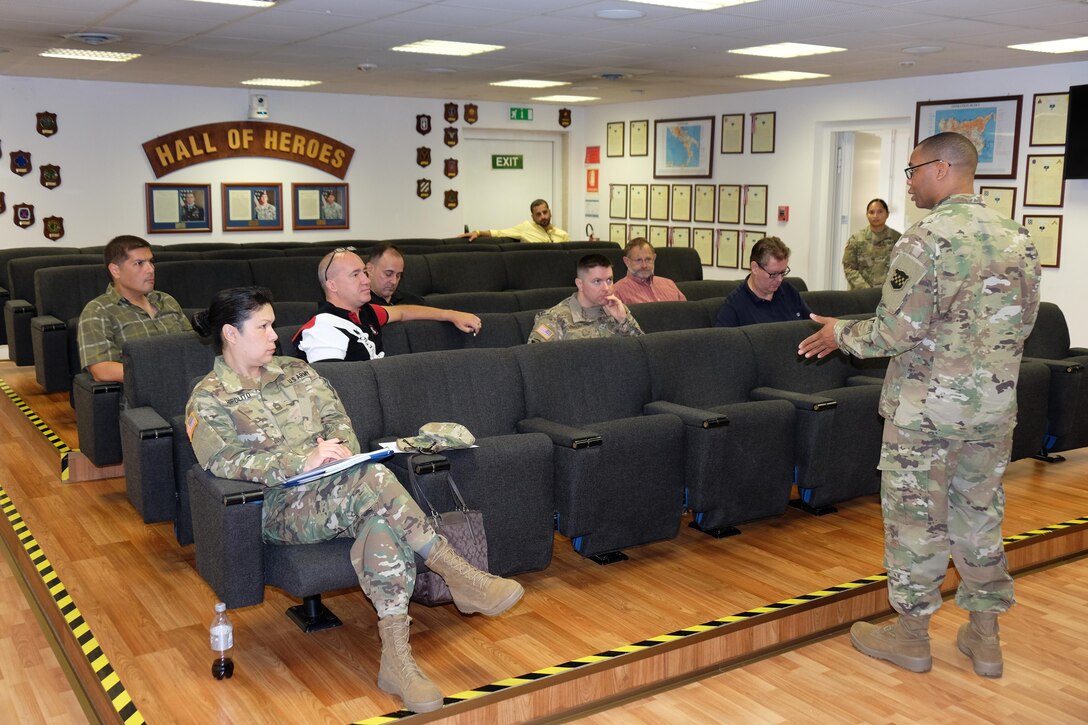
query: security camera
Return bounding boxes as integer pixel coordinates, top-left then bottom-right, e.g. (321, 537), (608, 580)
(249, 93), (269, 120)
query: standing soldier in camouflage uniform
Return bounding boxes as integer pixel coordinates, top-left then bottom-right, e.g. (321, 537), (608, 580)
(799, 132), (1041, 678)
(186, 287), (523, 714)
(528, 253), (643, 342)
(842, 198), (901, 289)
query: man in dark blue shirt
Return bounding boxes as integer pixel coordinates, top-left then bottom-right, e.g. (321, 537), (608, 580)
(714, 236), (810, 327)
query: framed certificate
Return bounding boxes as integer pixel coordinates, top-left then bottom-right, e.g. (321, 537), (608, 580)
(743, 184), (768, 225)
(671, 226), (691, 248)
(720, 114), (744, 154)
(1023, 214), (1061, 267)
(630, 120), (649, 157)
(650, 184), (670, 220)
(1030, 92), (1069, 146)
(693, 184), (715, 223)
(649, 225), (669, 247)
(979, 186), (1016, 219)
(629, 224), (648, 240)
(717, 184), (741, 224)
(629, 184), (649, 219)
(654, 116), (714, 178)
(293, 182), (349, 231)
(145, 183), (212, 234)
(609, 183), (629, 218)
(671, 184), (692, 222)
(751, 112), (776, 154)
(223, 182), (283, 232)
(693, 227), (714, 266)
(716, 230), (740, 269)
(609, 222), (628, 244)
(1024, 154), (1065, 207)
(915, 95), (1022, 178)
(606, 121), (625, 157)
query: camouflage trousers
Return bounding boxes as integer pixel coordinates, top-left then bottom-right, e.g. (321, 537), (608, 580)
(877, 421), (1015, 617)
(262, 462), (436, 617)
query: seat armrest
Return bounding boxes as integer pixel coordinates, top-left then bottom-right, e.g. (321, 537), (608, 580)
(72, 370), (122, 396)
(188, 465), (267, 608)
(1070, 347), (1088, 357)
(644, 400), (729, 428)
(1023, 356), (1085, 375)
(846, 374), (885, 387)
(31, 314), (66, 332)
(517, 416), (602, 449)
(751, 386), (837, 412)
(120, 405), (172, 438)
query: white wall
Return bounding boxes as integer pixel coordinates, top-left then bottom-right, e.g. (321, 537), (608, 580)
(577, 61), (1088, 345)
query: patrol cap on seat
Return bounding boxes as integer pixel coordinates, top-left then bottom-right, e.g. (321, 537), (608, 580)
(396, 422), (476, 453)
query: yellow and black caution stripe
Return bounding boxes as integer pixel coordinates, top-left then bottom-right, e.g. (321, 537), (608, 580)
(0, 484), (144, 724)
(0, 378), (74, 480)
(354, 514), (1088, 723)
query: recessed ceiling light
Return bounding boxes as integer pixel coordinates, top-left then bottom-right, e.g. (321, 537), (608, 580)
(737, 70), (829, 81)
(532, 94), (600, 102)
(63, 32), (121, 46)
(425, 67), (458, 73)
(1009, 36), (1088, 53)
(241, 78), (321, 87)
(391, 40), (503, 57)
(39, 48), (141, 62)
(490, 79), (570, 88)
(186, 0), (276, 7)
(729, 42), (845, 58)
(596, 8), (645, 19)
(625, 0), (762, 10)
(901, 45), (944, 55)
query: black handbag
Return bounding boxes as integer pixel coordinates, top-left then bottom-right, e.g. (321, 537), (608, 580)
(408, 456), (489, 606)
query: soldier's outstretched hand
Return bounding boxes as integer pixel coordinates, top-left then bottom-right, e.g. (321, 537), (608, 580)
(798, 314), (841, 359)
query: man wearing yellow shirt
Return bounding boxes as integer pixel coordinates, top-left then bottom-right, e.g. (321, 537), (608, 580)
(462, 198), (570, 243)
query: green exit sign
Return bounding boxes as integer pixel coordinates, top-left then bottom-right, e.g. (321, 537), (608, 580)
(509, 107), (534, 121)
(492, 155), (524, 169)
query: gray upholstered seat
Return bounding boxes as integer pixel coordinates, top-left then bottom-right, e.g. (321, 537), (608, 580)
(1023, 302), (1088, 456)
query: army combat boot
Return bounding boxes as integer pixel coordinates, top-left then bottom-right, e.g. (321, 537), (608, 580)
(424, 535), (524, 616)
(850, 614), (932, 672)
(377, 614), (443, 713)
(957, 611), (1003, 677)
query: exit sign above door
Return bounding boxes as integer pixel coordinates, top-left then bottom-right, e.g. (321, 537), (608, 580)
(491, 155), (524, 169)
(509, 107), (534, 121)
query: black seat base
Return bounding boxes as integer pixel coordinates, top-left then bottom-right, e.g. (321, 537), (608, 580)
(789, 499), (839, 516)
(286, 595), (343, 633)
(688, 520), (741, 539)
(1032, 451), (1066, 463)
(588, 550), (629, 566)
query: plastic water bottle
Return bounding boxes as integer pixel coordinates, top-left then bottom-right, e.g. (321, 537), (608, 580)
(210, 602), (234, 680)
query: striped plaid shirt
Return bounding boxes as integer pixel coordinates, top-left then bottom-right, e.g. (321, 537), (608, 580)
(77, 285), (192, 369)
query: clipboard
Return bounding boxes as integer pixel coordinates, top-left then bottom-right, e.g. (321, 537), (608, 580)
(282, 448), (394, 487)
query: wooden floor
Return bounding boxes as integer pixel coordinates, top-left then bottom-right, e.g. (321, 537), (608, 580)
(1, 358), (1086, 724)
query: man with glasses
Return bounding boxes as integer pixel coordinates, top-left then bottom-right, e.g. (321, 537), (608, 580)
(294, 248), (481, 362)
(799, 132), (1041, 679)
(714, 236), (810, 327)
(528, 253), (643, 343)
(612, 237), (687, 305)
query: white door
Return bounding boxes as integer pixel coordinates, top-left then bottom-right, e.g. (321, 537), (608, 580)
(461, 130), (565, 235)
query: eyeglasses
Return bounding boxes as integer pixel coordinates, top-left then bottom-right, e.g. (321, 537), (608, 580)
(903, 159), (950, 179)
(756, 261), (790, 279)
(321, 246), (356, 282)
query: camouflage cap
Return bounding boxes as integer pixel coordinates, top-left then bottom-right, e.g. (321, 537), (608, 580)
(396, 422), (476, 453)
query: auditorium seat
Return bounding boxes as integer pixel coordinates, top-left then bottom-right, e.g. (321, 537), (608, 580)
(1023, 302), (1088, 456)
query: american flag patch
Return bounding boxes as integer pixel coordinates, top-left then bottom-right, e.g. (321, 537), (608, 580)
(534, 324), (555, 340)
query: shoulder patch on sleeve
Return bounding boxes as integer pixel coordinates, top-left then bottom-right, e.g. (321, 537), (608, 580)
(889, 268), (910, 290)
(533, 323), (555, 340)
(186, 412), (198, 441)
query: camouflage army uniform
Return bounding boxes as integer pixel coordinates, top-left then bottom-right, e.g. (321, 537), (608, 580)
(842, 225), (901, 290)
(186, 355), (436, 617)
(833, 193), (1040, 617)
(527, 293), (643, 343)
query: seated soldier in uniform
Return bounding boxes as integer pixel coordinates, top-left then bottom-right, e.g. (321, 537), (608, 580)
(528, 253), (643, 343)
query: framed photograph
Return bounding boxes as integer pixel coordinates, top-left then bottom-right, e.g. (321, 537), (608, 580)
(671, 184), (692, 222)
(145, 183), (211, 233)
(607, 121), (625, 158)
(979, 186), (1017, 219)
(716, 229), (740, 269)
(1024, 154), (1066, 207)
(292, 182), (348, 231)
(693, 227), (714, 266)
(630, 120), (649, 157)
(649, 225), (669, 247)
(609, 183), (629, 218)
(914, 95), (1022, 178)
(751, 112), (776, 153)
(223, 182), (283, 231)
(717, 184), (741, 224)
(629, 224), (648, 241)
(654, 116), (714, 178)
(1030, 92), (1069, 146)
(608, 222), (628, 245)
(649, 184), (670, 220)
(1023, 214), (1061, 267)
(693, 184), (715, 223)
(629, 184), (649, 220)
(671, 226), (691, 248)
(743, 184), (768, 226)
(720, 114), (744, 154)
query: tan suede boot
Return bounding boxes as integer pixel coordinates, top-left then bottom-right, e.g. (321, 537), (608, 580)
(424, 535), (524, 616)
(376, 614), (443, 713)
(850, 614), (932, 672)
(957, 611), (1003, 678)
